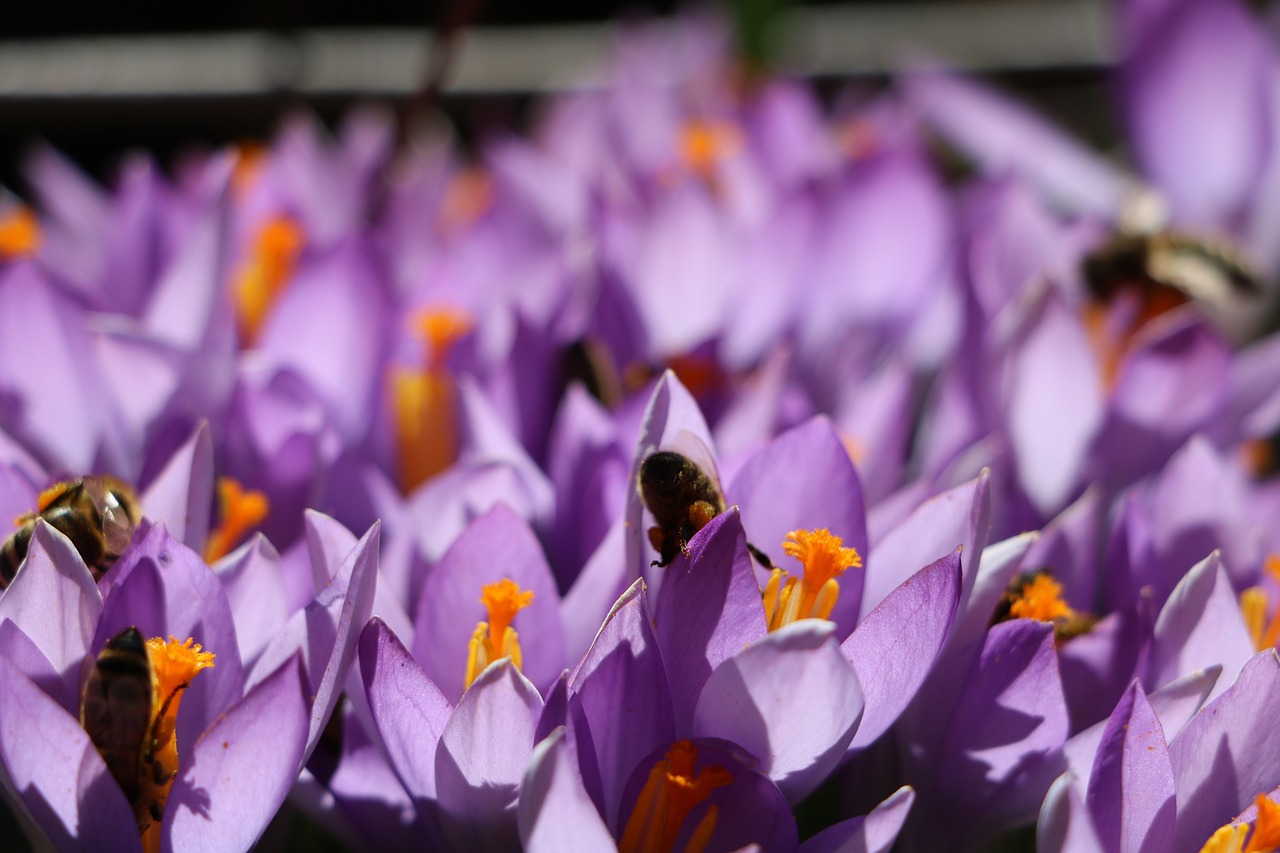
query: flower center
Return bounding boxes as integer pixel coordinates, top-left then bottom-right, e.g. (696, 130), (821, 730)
(233, 214), (306, 346)
(762, 528), (861, 632)
(678, 121), (741, 179)
(463, 578), (534, 691)
(203, 477), (269, 563)
(0, 206), (40, 261)
(390, 307), (471, 494)
(81, 629), (214, 853)
(439, 167), (493, 232)
(619, 740), (733, 853)
(1240, 556), (1280, 652)
(1199, 793), (1280, 853)
(993, 570), (1096, 642)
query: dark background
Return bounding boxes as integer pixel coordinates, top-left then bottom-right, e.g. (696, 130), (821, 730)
(0, 1), (1112, 192)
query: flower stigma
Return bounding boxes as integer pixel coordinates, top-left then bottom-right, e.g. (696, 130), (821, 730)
(1240, 556), (1280, 652)
(203, 477), (269, 563)
(993, 570), (1097, 643)
(1199, 792), (1280, 853)
(391, 307), (472, 493)
(763, 528), (861, 631)
(233, 214), (306, 346)
(619, 740), (733, 853)
(678, 121), (742, 181)
(464, 578), (534, 691)
(0, 206), (40, 260)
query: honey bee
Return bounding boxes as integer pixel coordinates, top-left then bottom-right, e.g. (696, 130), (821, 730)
(0, 476), (141, 589)
(1082, 231), (1260, 314)
(638, 450), (773, 568)
(81, 627), (186, 831)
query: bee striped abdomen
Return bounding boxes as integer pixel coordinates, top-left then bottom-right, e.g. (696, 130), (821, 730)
(80, 627), (154, 805)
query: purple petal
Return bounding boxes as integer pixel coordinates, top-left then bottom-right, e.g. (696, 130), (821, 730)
(1101, 317), (1231, 489)
(843, 551), (961, 750)
(1058, 606), (1150, 732)
(692, 620), (864, 803)
(518, 728), (614, 853)
(258, 246), (390, 443)
(930, 620), (1069, 847)
(958, 532), (1039, 652)
(1168, 650), (1280, 851)
(800, 785), (915, 853)
(140, 423), (214, 553)
(546, 385), (627, 586)
(0, 655), (140, 852)
(862, 472), (990, 621)
(901, 69), (1128, 218)
(143, 200), (230, 352)
(1038, 774), (1105, 853)
(728, 416), (869, 634)
(248, 520), (380, 758)
(0, 520), (101, 704)
(1005, 289), (1104, 516)
(164, 656), (309, 853)
(1122, 0), (1275, 229)
(327, 708), (425, 851)
(568, 580), (675, 828)
(93, 523), (245, 764)
(436, 660), (543, 851)
(652, 509), (767, 733)
(1144, 551), (1253, 701)
(1023, 489), (1102, 613)
(214, 534), (288, 670)
(413, 505), (567, 704)
(1084, 683), (1175, 853)
(360, 618), (452, 802)
(0, 264), (106, 471)
(304, 508), (359, 592)
(631, 185), (734, 356)
(562, 520), (630, 665)
(1148, 437), (1260, 592)
(0, 620), (66, 710)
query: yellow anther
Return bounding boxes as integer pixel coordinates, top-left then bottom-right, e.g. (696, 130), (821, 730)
(203, 477), (269, 563)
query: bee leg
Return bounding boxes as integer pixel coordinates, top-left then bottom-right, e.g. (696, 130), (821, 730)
(648, 527), (671, 567)
(747, 542), (775, 570)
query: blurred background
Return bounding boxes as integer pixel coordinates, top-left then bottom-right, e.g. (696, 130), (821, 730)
(0, 0), (1113, 188)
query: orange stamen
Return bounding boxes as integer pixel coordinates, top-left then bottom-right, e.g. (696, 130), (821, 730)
(764, 529), (861, 631)
(619, 740), (733, 853)
(0, 207), (40, 260)
(463, 579), (534, 691)
(391, 307), (472, 493)
(679, 121), (741, 178)
(138, 636), (215, 853)
(233, 215), (305, 346)
(1199, 793), (1280, 853)
(203, 477), (269, 563)
(439, 167), (493, 231)
(1008, 574), (1074, 623)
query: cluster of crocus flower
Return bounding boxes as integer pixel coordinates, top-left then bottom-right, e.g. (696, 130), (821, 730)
(1, 0), (1280, 849)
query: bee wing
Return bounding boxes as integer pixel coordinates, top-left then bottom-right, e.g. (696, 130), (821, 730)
(80, 477), (136, 557)
(666, 429), (725, 499)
